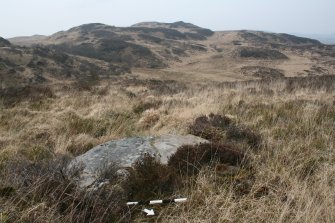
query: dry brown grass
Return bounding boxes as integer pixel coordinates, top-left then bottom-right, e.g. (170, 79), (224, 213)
(0, 156), (130, 222)
(0, 74), (334, 222)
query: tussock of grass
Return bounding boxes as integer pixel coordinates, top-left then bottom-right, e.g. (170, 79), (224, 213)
(132, 98), (162, 114)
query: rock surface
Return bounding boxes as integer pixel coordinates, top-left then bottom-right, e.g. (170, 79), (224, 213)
(67, 134), (208, 188)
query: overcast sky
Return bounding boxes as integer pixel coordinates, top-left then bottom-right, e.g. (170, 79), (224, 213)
(1, 0), (334, 38)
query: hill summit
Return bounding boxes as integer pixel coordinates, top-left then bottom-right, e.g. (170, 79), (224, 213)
(132, 21), (202, 29)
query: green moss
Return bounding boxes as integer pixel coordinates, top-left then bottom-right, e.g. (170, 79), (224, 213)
(21, 146), (53, 162)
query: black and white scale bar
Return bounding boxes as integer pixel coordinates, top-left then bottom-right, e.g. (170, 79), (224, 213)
(127, 198), (187, 206)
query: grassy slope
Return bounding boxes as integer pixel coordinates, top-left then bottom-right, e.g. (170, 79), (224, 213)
(0, 74), (334, 222)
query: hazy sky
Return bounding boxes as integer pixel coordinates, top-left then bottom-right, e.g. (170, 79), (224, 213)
(1, 0), (334, 38)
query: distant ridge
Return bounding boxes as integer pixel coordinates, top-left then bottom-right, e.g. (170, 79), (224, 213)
(2, 21), (334, 89)
(132, 21), (200, 29)
(293, 33), (335, 44)
(8, 35), (47, 46)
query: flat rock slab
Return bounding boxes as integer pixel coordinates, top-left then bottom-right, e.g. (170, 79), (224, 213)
(67, 134), (208, 188)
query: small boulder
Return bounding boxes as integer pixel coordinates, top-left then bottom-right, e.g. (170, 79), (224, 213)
(67, 134), (208, 188)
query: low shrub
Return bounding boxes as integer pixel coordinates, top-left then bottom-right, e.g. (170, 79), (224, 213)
(0, 85), (54, 107)
(126, 154), (181, 201)
(226, 125), (262, 148)
(71, 76), (100, 91)
(241, 66), (285, 79)
(188, 113), (231, 142)
(239, 47), (288, 60)
(189, 113), (262, 148)
(168, 143), (247, 175)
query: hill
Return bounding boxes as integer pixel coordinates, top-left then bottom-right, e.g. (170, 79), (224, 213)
(294, 33), (335, 44)
(27, 22), (215, 68)
(8, 35), (47, 46)
(237, 30), (321, 46)
(4, 21), (335, 87)
(0, 42), (128, 89)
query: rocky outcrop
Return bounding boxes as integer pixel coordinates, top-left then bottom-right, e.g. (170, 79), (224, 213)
(67, 134), (208, 188)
